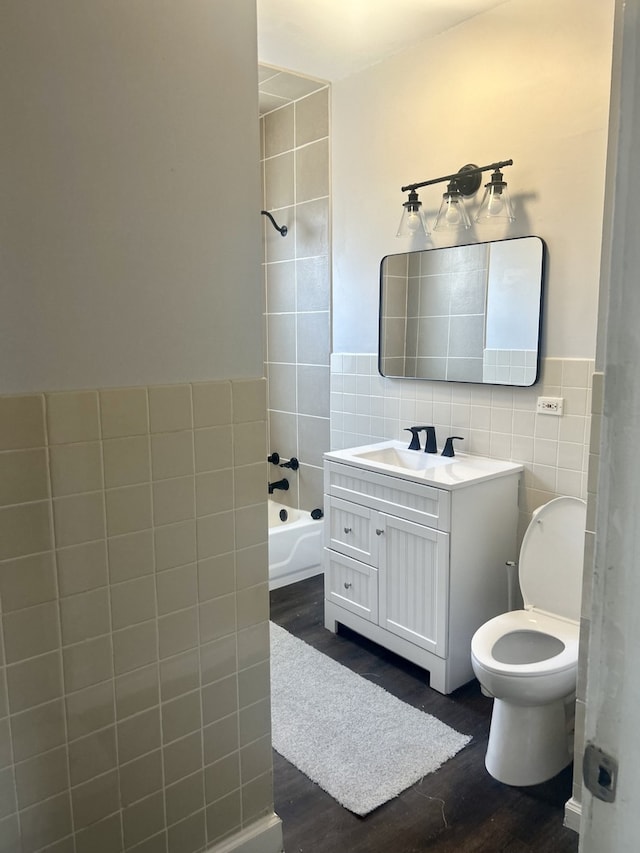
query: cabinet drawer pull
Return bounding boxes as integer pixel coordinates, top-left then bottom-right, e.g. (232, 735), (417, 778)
(376, 528), (384, 535)
(344, 581), (352, 589)
(343, 527), (352, 534)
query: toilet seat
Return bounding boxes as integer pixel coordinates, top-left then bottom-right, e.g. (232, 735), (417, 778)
(519, 496), (587, 622)
(471, 609), (579, 678)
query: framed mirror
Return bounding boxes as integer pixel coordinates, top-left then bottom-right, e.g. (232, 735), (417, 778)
(379, 236), (545, 386)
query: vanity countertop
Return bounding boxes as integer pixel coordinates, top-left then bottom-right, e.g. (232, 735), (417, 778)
(324, 440), (523, 491)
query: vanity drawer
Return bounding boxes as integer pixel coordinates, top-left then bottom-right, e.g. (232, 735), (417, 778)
(324, 495), (375, 564)
(324, 550), (378, 623)
(324, 461), (451, 531)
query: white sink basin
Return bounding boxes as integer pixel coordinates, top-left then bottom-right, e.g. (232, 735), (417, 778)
(354, 446), (454, 471)
(325, 440), (523, 490)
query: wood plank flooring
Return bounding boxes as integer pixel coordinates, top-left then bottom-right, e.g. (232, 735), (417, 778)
(270, 575), (580, 853)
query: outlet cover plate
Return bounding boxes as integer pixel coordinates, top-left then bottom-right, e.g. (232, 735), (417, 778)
(536, 396), (564, 416)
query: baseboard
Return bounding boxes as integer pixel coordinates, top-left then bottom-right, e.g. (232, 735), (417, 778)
(206, 812), (283, 853)
(564, 797), (581, 833)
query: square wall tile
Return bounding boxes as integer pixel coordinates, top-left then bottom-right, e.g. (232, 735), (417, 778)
(154, 521), (196, 572)
(57, 541), (108, 597)
(49, 443), (103, 497)
(117, 707), (161, 766)
(65, 681), (115, 741)
(111, 576), (157, 631)
(0, 501), (52, 561)
(105, 484), (152, 537)
(71, 769), (119, 830)
(0, 552), (57, 612)
(194, 426), (233, 473)
(196, 512), (235, 560)
(148, 386), (192, 434)
(115, 664), (159, 722)
(151, 432), (194, 481)
(7, 651), (63, 713)
(195, 470), (234, 517)
(99, 387), (149, 439)
(19, 791), (72, 852)
(46, 392), (100, 445)
(119, 750), (163, 807)
(62, 635), (113, 693)
(159, 650), (199, 704)
(68, 726), (117, 786)
(112, 621), (157, 676)
(232, 380), (266, 424)
(3, 602), (60, 664)
(192, 382), (232, 429)
(103, 436), (150, 488)
(14, 746), (69, 810)
(53, 492), (105, 548)
(0, 395), (45, 450)
(60, 588), (110, 646)
(161, 691), (202, 745)
(122, 790), (164, 849)
(158, 609), (198, 660)
(0, 448), (49, 507)
(11, 700), (66, 762)
(156, 565), (198, 616)
(152, 478), (195, 527)
(108, 529), (154, 583)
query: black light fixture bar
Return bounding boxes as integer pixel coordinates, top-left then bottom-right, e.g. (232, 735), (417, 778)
(261, 209), (288, 237)
(402, 159), (513, 195)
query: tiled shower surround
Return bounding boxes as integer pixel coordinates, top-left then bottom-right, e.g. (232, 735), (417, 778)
(260, 75), (331, 513)
(0, 380), (272, 852)
(330, 354), (595, 540)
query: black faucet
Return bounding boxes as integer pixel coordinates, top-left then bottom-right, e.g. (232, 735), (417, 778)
(279, 457), (299, 470)
(422, 426), (437, 454)
(441, 436), (464, 457)
(268, 478), (289, 494)
(404, 427), (422, 450)
(405, 426), (438, 453)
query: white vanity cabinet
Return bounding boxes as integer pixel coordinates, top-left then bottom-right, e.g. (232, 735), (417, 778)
(323, 447), (522, 694)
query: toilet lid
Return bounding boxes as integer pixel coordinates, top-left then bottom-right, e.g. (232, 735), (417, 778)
(519, 496), (587, 622)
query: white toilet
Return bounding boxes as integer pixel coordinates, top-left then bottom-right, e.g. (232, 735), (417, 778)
(471, 495), (587, 787)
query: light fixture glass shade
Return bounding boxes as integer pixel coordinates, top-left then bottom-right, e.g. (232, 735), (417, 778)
(396, 190), (430, 237)
(432, 184), (471, 231)
(474, 170), (515, 223)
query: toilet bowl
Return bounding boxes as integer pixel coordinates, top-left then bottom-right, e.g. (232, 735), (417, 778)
(471, 496), (587, 786)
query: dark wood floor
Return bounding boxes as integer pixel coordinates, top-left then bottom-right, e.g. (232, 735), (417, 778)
(270, 575), (579, 853)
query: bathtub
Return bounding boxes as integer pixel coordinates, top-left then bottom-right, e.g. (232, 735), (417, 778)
(268, 500), (324, 590)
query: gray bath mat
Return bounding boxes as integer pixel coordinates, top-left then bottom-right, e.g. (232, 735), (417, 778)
(270, 622), (471, 815)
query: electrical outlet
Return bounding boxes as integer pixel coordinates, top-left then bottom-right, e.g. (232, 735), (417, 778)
(536, 396), (564, 416)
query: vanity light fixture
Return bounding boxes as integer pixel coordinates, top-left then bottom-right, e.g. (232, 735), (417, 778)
(261, 209), (288, 237)
(398, 159), (514, 235)
(474, 167), (516, 223)
(396, 189), (431, 237)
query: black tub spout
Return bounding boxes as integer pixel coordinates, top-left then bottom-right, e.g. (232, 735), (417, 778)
(268, 478), (289, 495)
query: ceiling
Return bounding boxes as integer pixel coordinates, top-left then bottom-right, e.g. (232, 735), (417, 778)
(257, 0), (508, 84)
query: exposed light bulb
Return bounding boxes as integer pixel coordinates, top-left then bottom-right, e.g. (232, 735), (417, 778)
(445, 200), (462, 226)
(486, 190), (504, 216)
(406, 210), (422, 233)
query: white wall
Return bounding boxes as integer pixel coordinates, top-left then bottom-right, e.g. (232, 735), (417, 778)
(332, 0), (614, 359)
(1, 0), (263, 393)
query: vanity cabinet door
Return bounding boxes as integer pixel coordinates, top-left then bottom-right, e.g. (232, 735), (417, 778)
(325, 496), (375, 565)
(377, 514), (449, 658)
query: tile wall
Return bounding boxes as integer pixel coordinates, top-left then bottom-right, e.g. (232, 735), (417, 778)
(0, 379), (272, 852)
(330, 354), (594, 541)
(260, 76), (331, 513)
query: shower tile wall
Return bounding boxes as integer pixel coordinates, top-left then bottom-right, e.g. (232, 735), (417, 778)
(0, 380), (271, 852)
(260, 80), (331, 512)
(330, 354), (594, 542)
